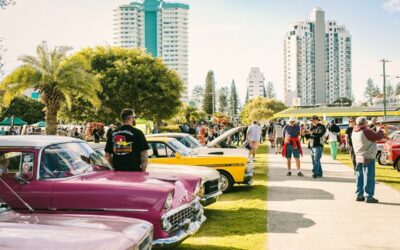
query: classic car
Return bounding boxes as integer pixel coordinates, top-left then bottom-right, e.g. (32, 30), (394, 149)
(145, 137), (254, 192)
(147, 127), (251, 158)
(0, 136), (205, 248)
(375, 128), (400, 165)
(89, 143), (222, 207)
(0, 200), (153, 250)
(381, 132), (400, 171)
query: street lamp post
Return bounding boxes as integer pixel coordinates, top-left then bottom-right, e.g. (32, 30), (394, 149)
(381, 59), (389, 122)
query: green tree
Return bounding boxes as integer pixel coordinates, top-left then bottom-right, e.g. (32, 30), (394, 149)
(190, 85), (204, 108)
(386, 82), (394, 96)
(240, 97), (286, 124)
(0, 0), (14, 9)
(218, 86), (229, 114)
(364, 78), (381, 105)
(229, 80), (240, 119)
(0, 41), (101, 134)
(61, 46), (183, 124)
(265, 81), (276, 99)
(0, 96), (45, 124)
(203, 70), (216, 114)
(395, 82), (400, 95)
(333, 97), (352, 107)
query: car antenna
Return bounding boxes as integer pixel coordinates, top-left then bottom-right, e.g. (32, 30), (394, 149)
(0, 178), (34, 213)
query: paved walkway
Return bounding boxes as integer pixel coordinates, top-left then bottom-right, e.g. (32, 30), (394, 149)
(267, 145), (400, 250)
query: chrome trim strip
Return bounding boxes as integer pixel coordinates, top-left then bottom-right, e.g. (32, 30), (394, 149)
(18, 207), (149, 213)
(201, 190), (222, 200)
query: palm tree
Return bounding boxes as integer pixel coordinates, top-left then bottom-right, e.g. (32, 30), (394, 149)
(0, 41), (101, 134)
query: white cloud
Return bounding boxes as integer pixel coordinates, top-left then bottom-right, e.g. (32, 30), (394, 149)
(383, 0), (400, 12)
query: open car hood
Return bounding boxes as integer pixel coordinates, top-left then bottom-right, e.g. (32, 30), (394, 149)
(207, 126), (243, 148)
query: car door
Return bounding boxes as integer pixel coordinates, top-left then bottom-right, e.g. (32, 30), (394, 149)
(0, 149), (53, 212)
(147, 142), (185, 165)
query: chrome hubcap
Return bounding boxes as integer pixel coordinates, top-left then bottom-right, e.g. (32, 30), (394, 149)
(220, 175), (229, 192)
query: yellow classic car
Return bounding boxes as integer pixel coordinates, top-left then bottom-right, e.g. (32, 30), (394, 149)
(146, 137), (254, 192)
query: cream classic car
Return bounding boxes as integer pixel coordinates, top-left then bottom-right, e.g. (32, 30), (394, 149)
(89, 143), (222, 206)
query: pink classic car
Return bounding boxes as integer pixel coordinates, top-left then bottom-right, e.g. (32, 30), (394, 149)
(0, 136), (206, 248)
(0, 201), (153, 250)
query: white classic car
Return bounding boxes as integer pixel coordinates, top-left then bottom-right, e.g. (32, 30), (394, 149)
(147, 127), (250, 157)
(89, 143), (222, 207)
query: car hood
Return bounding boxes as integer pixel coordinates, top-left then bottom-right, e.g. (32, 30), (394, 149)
(207, 126), (243, 147)
(195, 147), (250, 158)
(148, 164), (220, 183)
(0, 211), (152, 250)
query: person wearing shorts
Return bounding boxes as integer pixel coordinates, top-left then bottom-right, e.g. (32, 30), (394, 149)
(274, 119), (284, 154)
(246, 121), (262, 158)
(282, 117), (303, 176)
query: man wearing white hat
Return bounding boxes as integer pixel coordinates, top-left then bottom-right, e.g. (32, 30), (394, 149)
(282, 117), (303, 176)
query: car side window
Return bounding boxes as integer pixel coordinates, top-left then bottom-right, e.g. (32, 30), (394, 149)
(148, 142), (174, 158)
(0, 151), (34, 180)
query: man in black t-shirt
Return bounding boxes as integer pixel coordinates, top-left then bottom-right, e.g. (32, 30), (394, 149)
(105, 109), (150, 172)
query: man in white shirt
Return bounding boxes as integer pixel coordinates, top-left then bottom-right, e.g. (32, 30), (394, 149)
(274, 119), (284, 154)
(247, 121), (262, 158)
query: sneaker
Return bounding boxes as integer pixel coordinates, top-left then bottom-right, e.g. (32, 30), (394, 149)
(365, 198), (379, 203)
(297, 172), (304, 177)
(356, 197), (365, 202)
(286, 171), (292, 176)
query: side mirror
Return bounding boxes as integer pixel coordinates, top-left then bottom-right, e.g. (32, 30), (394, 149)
(15, 172), (31, 184)
(175, 153), (182, 159)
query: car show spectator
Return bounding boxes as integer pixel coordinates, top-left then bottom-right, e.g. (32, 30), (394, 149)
(246, 121), (262, 159)
(105, 109), (150, 172)
(92, 126), (101, 143)
(305, 115), (326, 178)
(282, 117), (303, 176)
(326, 120), (340, 160)
(345, 117), (357, 170)
(273, 119), (284, 154)
(351, 116), (384, 203)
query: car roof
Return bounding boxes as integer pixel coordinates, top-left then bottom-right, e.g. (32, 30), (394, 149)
(145, 136), (173, 142)
(147, 133), (188, 138)
(0, 136), (85, 148)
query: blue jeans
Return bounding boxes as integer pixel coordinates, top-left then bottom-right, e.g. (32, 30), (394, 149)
(311, 146), (323, 176)
(355, 160), (375, 199)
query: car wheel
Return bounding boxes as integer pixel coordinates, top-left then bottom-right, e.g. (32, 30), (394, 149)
(218, 171), (234, 193)
(395, 159), (400, 172)
(377, 153), (386, 166)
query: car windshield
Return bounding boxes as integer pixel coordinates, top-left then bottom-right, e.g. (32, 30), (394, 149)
(40, 142), (105, 179)
(388, 131), (400, 140)
(185, 135), (202, 148)
(168, 139), (192, 156)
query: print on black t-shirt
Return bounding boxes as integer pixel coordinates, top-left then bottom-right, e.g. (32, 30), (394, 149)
(105, 125), (149, 172)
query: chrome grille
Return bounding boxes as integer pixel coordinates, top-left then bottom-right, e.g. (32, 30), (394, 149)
(166, 206), (195, 231)
(204, 179), (220, 195)
(139, 232), (152, 250)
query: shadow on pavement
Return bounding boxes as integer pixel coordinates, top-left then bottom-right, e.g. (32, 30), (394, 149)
(268, 210), (315, 233)
(375, 202), (400, 206)
(268, 186), (334, 201)
(268, 166), (355, 183)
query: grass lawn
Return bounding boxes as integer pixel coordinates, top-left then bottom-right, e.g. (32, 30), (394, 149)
(179, 144), (268, 250)
(323, 146), (400, 191)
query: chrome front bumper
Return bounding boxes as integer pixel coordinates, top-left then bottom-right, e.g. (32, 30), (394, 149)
(243, 161), (254, 185)
(200, 190), (222, 207)
(153, 199), (206, 249)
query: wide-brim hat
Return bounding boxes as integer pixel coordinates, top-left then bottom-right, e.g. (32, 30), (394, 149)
(288, 117), (297, 122)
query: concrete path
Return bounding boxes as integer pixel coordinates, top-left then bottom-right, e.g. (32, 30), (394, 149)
(267, 145), (400, 250)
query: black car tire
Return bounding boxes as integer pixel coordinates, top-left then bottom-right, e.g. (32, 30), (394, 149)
(377, 153), (387, 166)
(218, 170), (234, 193)
(395, 158), (400, 172)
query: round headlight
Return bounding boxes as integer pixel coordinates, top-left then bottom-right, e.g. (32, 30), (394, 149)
(164, 192), (174, 212)
(161, 218), (173, 231)
(194, 182), (204, 197)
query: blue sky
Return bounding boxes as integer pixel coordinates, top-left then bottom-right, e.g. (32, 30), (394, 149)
(1, 0), (399, 103)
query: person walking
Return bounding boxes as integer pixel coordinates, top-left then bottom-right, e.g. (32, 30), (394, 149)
(326, 120), (340, 160)
(352, 117), (384, 203)
(273, 119), (284, 154)
(268, 122), (275, 148)
(282, 117), (303, 176)
(305, 115), (326, 178)
(105, 108), (150, 172)
(246, 121), (262, 159)
(300, 124), (305, 144)
(92, 126), (101, 143)
(106, 124), (115, 140)
(345, 118), (357, 170)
